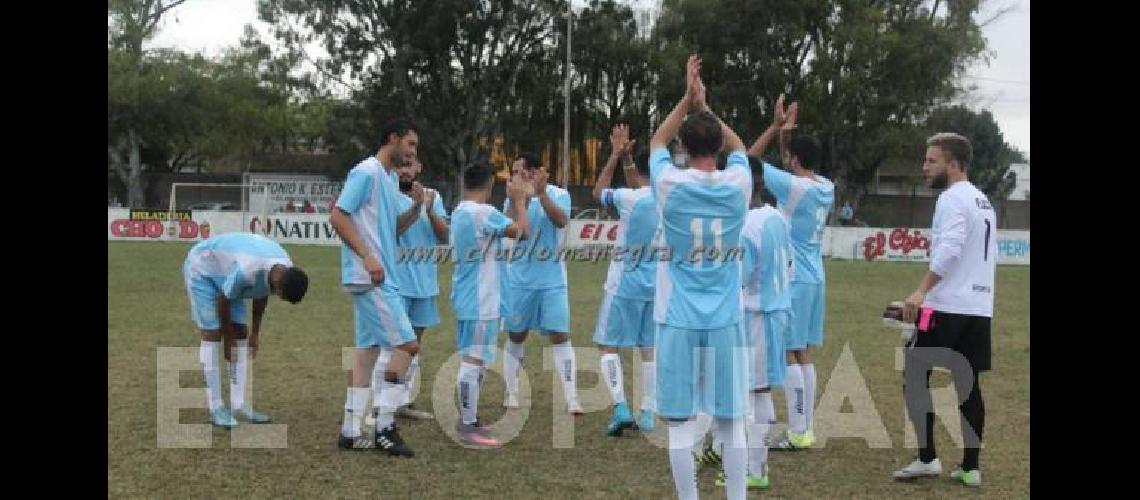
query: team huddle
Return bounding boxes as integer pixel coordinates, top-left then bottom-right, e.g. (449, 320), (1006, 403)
(179, 55), (998, 498)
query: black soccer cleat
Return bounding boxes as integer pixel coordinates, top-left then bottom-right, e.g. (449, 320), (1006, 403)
(374, 423), (415, 458)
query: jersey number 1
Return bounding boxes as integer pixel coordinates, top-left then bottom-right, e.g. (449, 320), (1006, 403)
(983, 219), (992, 261)
(690, 218), (724, 268)
(810, 207), (829, 244)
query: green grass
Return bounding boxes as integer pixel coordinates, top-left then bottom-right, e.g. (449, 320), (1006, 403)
(108, 242), (1029, 498)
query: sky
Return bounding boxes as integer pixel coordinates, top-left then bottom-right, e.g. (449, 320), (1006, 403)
(148, 0), (1029, 157)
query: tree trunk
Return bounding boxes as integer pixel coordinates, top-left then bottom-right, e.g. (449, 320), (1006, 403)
(127, 128), (146, 208)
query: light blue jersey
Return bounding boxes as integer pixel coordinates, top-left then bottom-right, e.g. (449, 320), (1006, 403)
(450, 201), (513, 321)
(498, 239), (512, 318)
(504, 184), (571, 289)
(650, 148), (751, 329)
(598, 187), (658, 301)
(393, 189), (448, 298)
(741, 205), (793, 312)
(335, 156), (404, 294)
(762, 164), (834, 284)
(185, 233), (293, 300)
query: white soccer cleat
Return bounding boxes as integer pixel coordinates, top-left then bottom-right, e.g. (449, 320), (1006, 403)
(503, 392), (520, 409)
(893, 458), (942, 480)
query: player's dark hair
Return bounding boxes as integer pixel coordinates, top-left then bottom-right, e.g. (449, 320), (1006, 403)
(634, 151), (650, 178)
(462, 160), (494, 191)
(748, 155), (772, 204)
(678, 111), (723, 158)
(280, 267), (309, 303)
(378, 118), (417, 147)
(748, 155), (765, 184)
(518, 152), (541, 170)
(787, 134), (822, 171)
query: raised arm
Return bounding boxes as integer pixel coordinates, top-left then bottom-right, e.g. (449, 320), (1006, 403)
(622, 148), (641, 188)
(650, 55), (702, 151)
(594, 124), (634, 204)
(748, 95), (796, 158)
(713, 112), (746, 153)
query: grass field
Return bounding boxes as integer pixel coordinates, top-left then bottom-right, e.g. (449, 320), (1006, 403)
(108, 241), (1029, 499)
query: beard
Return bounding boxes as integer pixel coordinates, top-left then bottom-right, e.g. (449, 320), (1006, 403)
(399, 180), (414, 191)
(928, 171), (949, 189)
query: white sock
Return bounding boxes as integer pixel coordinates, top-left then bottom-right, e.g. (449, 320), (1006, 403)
(504, 340), (525, 396)
(693, 412), (715, 451)
(600, 353), (625, 405)
(457, 361), (482, 425)
(762, 394), (776, 428)
(785, 364), (807, 434)
(641, 361), (656, 412)
(716, 418), (748, 500)
(199, 341), (223, 412)
(802, 363), (817, 431)
(375, 378), (403, 431)
(342, 387), (371, 438)
(748, 392), (775, 477)
(403, 355), (421, 406)
(478, 365), (486, 387)
(667, 419), (700, 500)
(371, 350), (392, 409)
(552, 343), (579, 404)
(342, 387), (354, 435)
(478, 366), (488, 413)
(229, 339), (249, 411)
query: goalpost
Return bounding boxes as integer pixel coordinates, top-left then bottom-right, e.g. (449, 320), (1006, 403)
(167, 182), (272, 235)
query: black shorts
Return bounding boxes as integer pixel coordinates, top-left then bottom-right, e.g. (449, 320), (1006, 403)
(907, 311), (992, 373)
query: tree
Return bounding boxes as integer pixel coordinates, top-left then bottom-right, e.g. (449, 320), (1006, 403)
(107, 0), (189, 208)
(571, 1), (654, 138)
(651, 0), (810, 142)
(259, 0), (567, 180)
(109, 45), (297, 191)
(248, 0), (1008, 197)
(924, 105), (1026, 199)
(110, 3), (317, 207)
(650, 0), (992, 210)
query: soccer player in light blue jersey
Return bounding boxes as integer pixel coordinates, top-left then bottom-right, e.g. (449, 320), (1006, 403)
(329, 118), (419, 456)
(449, 160), (530, 448)
(748, 97), (834, 450)
(500, 153), (583, 414)
(701, 157), (798, 491)
(391, 157), (450, 421)
(591, 124), (659, 436)
(650, 55), (752, 500)
(732, 157), (795, 490)
(182, 233), (309, 428)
